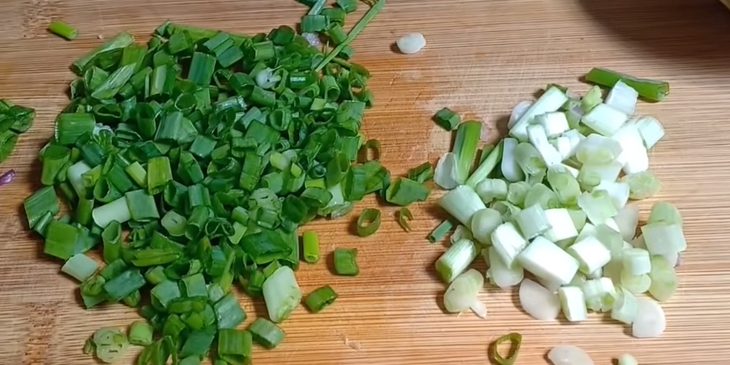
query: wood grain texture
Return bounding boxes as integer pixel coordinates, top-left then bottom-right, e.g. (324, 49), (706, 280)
(1, 0), (730, 363)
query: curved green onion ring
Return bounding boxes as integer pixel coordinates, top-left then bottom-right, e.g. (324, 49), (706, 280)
(356, 208), (381, 237)
(489, 332), (522, 365)
(397, 207), (413, 232)
(359, 139), (381, 162)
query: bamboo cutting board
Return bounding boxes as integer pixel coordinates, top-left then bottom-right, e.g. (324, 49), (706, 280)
(2, 0), (730, 364)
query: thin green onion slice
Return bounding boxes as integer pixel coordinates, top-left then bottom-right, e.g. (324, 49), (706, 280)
(304, 285), (338, 313)
(302, 230), (320, 263)
(489, 332), (523, 365)
(356, 208), (381, 237)
(433, 107), (460, 131)
(397, 207), (413, 232)
(248, 318), (285, 349)
(428, 219), (454, 243)
(128, 320), (153, 346)
(333, 248), (359, 276)
(92, 327), (128, 364)
(359, 139), (381, 162)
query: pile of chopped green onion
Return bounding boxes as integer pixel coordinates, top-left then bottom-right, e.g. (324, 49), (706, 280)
(20, 0), (439, 363)
(0, 99), (35, 164)
(429, 69), (682, 340)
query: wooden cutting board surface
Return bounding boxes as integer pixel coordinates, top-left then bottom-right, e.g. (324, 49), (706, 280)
(2, 0), (730, 363)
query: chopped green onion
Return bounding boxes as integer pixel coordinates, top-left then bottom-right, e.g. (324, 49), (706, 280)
(263, 266), (302, 323)
(302, 230), (320, 263)
(489, 332), (522, 365)
(315, 0), (386, 71)
(407, 162), (434, 183)
(304, 285), (338, 313)
(510, 86), (568, 140)
(248, 318), (285, 349)
(355, 208), (381, 237)
(611, 288), (638, 324)
(24, 186), (60, 229)
(428, 220), (454, 243)
(333, 248), (359, 276)
(385, 177), (430, 206)
(128, 320), (153, 346)
(491, 222), (527, 268)
(585, 67), (670, 102)
(452, 121), (482, 184)
(61, 253), (99, 282)
(649, 256), (677, 302)
(466, 142), (503, 188)
(397, 207), (413, 232)
(92, 197), (131, 228)
(91, 327), (128, 364)
(433, 107), (460, 131)
(517, 236), (579, 285)
(217, 329), (252, 365)
(439, 185), (486, 226)
(513, 204), (550, 239)
(435, 238), (478, 283)
(444, 268), (486, 318)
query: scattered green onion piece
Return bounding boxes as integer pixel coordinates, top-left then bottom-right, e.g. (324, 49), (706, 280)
(428, 220), (454, 243)
(92, 327), (128, 364)
(585, 67), (670, 102)
(333, 248), (359, 276)
(304, 285), (338, 313)
(433, 107), (461, 131)
(439, 185), (486, 226)
(248, 318), (286, 349)
(407, 162), (434, 183)
(466, 141), (503, 188)
(452, 121), (482, 184)
(359, 139), (381, 162)
(385, 177), (430, 206)
(397, 207), (413, 232)
(24, 186), (60, 229)
(356, 208), (381, 237)
(217, 329), (252, 365)
(490, 332), (523, 365)
(302, 230), (321, 263)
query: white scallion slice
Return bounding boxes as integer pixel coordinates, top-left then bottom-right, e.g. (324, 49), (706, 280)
(443, 268), (486, 318)
(514, 204), (551, 239)
(576, 134), (622, 165)
(641, 223), (686, 255)
(614, 205), (640, 241)
(632, 297), (666, 338)
(486, 247), (524, 289)
(439, 185), (486, 226)
(470, 208), (502, 245)
(396, 32), (427, 54)
(547, 168), (581, 206)
(501, 137), (525, 182)
(595, 180), (630, 210)
(623, 171), (661, 200)
(517, 236), (579, 285)
(581, 277), (617, 312)
(578, 190), (618, 225)
(635, 116), (665, 150)
(528, 124), (563, 167)
(435, 238), (478, 283)
(534, 111), (570, 137)
(508, 100), (533, 129)
(578, 161), (623, 190)
(620, 270), (651, 294)
(567, 236), (611, 275)
(475, 178), (508, 204)
(548, 345), (595, 365)
(610, 288), (638, 325)
(617, 353), (639, 365)
(434, 152), (459, 190)
(558, 286), (587, 322)
(544, 208), (578, 242)
(648, 201), (683, 226)
(519, 278), (560, 321)
(622, 248), (651, 276)
(510, 86), (568, 140)
(581, 103), (628, 136)
(649, 255), (677, 302)
(450, 224), (474, 245)
(491, 222), (528, 268)
(605, 80), (639, 115)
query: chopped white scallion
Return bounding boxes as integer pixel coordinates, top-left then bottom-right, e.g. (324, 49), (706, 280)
(470, 208), (502, 245)
(475, 178), (508, 204)
(439, 185), (486, 226)
(544, 208), (579, 242)
(527, 124), (563, 167)
(514, 204), (551, 239)
(435, 238), (478, 283)
(434, 152), (459, 190)
(648, 202), (683, 225)
(548, 345), (595, 365)
(581, 103), (628, 136)
(559, 286), (588, 322)
(396, 32), (427, 54)
(635, 116), (665, 150)
(595, 180), (630, 210)
(450, 224), (473, 244)
(510, 86), (568, 140)
(605, 80), (639, 115)
(578, 190), (619, 225)
(485, 247), (524, 289)
(534, 111), (570, 137)
(581, 277), (617, 312)
(620, 270), (651, 294)
(610, 288), (639, 325)
(501, 138), (525, 182)
(491, 222), (528, 268)
(576, 134), (623, 165)
(641, 223), (686, 255)
(613, 205), (640, 241)
(617, 354), (639, 365)
(632, 297), (666, 338)
(649, 256), (678, 302)
(443, 269), (486, 318)
(517, 236), (579, 285)
(567, 236), (612, 274)
(508, 100), (533, 129)
(621, 248), (651, 276)
(519, 278), (561, 321)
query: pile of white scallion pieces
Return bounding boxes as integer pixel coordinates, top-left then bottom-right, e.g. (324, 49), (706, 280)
(431, 79), (683, 339)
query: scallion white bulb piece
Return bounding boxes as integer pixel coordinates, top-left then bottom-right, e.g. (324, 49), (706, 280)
(396, 32), (426, 54)
(443, 268), (486, 318)
(548, 345), (595, 365)
(519, 278), (560, 320)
